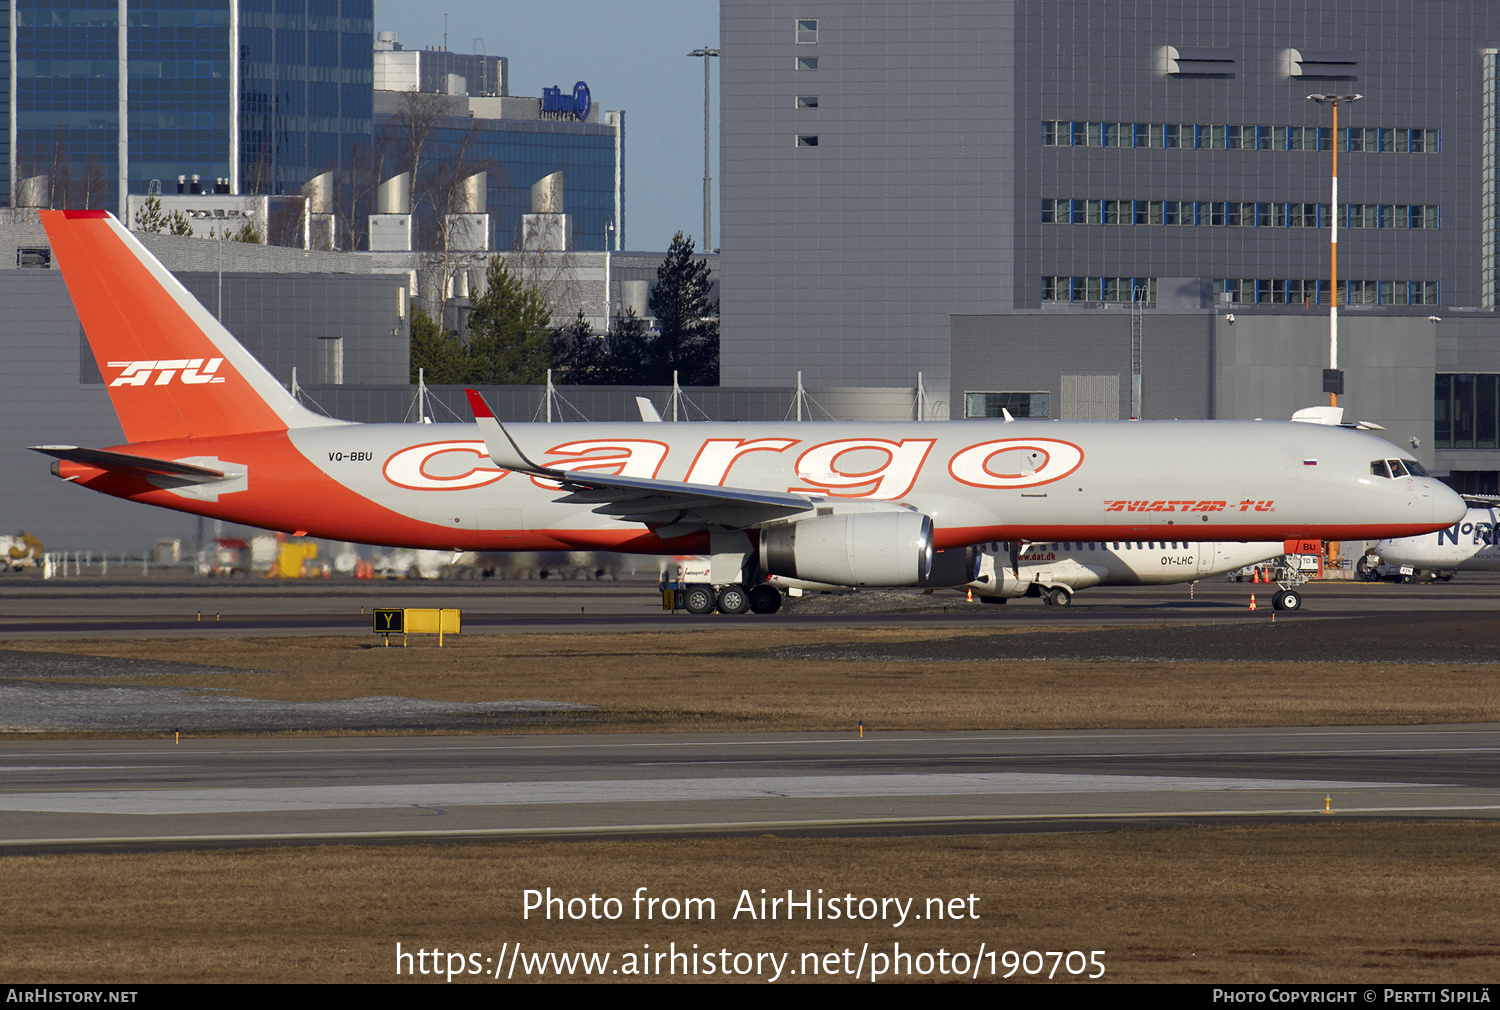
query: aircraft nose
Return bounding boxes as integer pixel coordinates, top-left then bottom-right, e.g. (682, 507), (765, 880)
(1429, 480), (1467, 525)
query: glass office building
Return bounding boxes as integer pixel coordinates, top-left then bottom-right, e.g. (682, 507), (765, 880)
(10, 0), (373, 214)
(376, 112), (621, 252)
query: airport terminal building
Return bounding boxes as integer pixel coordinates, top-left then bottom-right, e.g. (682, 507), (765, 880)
(718, 1), (1500, 490)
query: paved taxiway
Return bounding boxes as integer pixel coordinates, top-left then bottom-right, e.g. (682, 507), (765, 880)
(3, 573), (1498, 853)
(1, 727), (1497, 852)
(3, 572), (1500, 636)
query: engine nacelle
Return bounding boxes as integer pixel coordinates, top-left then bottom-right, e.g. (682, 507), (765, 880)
(922, 545), (982, 587)
(759, 512), (933, 586)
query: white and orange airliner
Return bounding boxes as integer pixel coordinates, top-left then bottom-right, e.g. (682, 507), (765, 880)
(31, 210), (1465, 615)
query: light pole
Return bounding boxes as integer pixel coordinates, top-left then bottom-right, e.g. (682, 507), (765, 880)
(687, 47), (719, 252)
(604, 219), (614, 330)
(1307, 93), (1362, 407)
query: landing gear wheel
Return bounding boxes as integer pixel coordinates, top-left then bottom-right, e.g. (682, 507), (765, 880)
(748, 584), (783, 614)
(1271, 589), (1302, 611)
(1046, 586), (1073, 607)
(683, 583), (716, 615)
(716, 584), (751, 615)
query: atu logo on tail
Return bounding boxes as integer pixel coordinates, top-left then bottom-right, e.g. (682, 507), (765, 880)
(107, 358), (227, 387)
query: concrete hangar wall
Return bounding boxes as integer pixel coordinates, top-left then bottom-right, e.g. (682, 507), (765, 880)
(950, 309), (1446, 472)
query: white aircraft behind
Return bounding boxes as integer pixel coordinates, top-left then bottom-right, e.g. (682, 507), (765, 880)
(767, 539), (1295, 610)
(1365, 500), (1500, 578)
(965, 539), (1297, 607)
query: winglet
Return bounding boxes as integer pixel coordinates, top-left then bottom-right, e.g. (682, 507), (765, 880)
(464, 388), (494, 419)
(465, 389), (551, 475)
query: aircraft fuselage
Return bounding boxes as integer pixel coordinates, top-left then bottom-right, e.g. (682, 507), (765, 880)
(54, 417), (1460, 555)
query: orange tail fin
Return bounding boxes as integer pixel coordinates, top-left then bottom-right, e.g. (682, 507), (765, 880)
(40, 210), (341, 443)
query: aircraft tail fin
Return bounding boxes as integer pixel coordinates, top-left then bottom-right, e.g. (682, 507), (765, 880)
(40, 210), (342, 443)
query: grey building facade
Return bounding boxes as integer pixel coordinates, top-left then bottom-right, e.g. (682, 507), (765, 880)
(719, 1), (1500, 489)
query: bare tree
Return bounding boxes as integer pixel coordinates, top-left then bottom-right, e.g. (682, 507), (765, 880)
(427, 123), (483, 254)
(507, 195), (586, 325)
(412, 120), (508, 332)
(243, 143), (275, 197)
(77, 156), (108, 211)
(266, 199), (304, 247)
(332, 139), (387, 251)
(42, 133), (73, 208)
(390, 90), (451, 222)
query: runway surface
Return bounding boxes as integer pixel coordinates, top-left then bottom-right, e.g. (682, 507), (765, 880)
(2, 573), (1497, 853)
(3, 572), (1499, 636)
(1, 726), (1496, 853)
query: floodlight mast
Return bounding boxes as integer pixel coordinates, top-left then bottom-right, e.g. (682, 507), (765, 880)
(1307, 93), (1363, 407)
(687, 47), (720, 252)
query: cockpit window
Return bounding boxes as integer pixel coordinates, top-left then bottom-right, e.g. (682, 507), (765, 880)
(1371, 460), (1392, 478)
(1403, 459), (1428, 476)
(1389, 459), (1409, 478)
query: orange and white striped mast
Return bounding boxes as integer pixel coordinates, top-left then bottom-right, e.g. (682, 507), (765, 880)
(1308, 93), (1362, 408)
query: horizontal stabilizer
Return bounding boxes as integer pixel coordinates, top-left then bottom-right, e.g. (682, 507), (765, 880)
(29, 445), (227, 483)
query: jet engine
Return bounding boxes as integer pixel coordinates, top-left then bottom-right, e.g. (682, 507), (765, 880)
(759, 512), (933, 586)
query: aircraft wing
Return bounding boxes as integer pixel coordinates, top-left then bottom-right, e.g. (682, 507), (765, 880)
(29, 445), (227, 483)
(464, 390), (816, 535)
(1461, 493), (1500, 508)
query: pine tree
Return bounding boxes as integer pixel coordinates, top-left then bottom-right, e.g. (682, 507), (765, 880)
(550, 311), (602, 384)
(134, 196), (197, 237)
(464, 257), (552, 384)
(552, 309), (658, 386)
(132, 196), (170, 233)
(647, 231), (719, 386)
(409, 305), (467, 384)
(229, 220), (262, 244)
(602, 309), (653, 384)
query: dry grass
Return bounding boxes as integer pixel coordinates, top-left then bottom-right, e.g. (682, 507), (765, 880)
(4, 632), (1498, 983)
(2, 823), (1498, 983)
(5, 630), (1500, 732)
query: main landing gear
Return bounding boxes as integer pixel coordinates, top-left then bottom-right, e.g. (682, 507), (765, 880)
(1042, 585), (1073, 607)
(681, 582), (783, 616)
